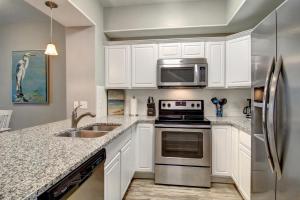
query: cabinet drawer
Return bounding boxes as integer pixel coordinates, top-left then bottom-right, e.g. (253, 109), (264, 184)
(239, 130), (251, 150)
(105, 128), (132, 166)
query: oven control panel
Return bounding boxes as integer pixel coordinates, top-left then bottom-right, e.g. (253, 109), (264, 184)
(160, 100), (202, 110)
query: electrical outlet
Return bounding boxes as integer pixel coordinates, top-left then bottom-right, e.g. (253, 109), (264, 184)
(80, 101), (88, 109)
(73, 101), (79, 108)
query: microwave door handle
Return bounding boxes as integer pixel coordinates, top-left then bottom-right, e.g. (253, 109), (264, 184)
(262, 57), (276, 173)
(194, 65), (199, 84)
(267, 55), (283, 179)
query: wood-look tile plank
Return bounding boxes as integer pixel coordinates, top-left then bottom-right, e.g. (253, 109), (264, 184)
(124, 179), (243, 200)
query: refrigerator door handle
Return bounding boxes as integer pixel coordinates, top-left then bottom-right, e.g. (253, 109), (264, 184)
(268, 55), (283, 179)
(262, 57), (276, 172)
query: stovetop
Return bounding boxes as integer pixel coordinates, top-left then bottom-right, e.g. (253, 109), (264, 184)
(155, 115), (211, 125)
(156, 100), (210, 126)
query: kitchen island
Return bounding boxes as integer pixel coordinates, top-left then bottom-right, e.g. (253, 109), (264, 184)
(0, 116), (154, 200)
(0, 116), (250, 200)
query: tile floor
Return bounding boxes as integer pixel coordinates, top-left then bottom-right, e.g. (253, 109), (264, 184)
(124, 179), (243, 200)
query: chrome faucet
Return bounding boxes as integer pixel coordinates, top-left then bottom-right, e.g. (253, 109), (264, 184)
(71, 105), (96, 128)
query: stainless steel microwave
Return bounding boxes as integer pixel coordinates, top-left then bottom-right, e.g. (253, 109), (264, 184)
(157, 58), (208, 88)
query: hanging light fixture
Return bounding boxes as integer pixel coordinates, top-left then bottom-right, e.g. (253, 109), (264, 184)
(45, 1), (58, 56)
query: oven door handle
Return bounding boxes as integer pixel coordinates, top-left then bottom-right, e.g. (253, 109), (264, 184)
(155, 124), (211, 129)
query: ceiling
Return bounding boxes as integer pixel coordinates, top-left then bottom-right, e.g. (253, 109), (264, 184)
(0, 0), (48, 25)
(100, 0), (201, 7)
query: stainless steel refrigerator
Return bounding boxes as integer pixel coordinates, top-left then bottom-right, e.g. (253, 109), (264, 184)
(251, 0), (300, 199)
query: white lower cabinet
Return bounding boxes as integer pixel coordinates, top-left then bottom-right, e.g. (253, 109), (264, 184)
(231, 126), (239, 183)
(239, 144), (251, 200)
(136, 123), (154, 172)
(212, 126), (232, 176)
(238, 130), (251, 200)
(104, 152), (121, 200)
(213, 125), (251, 200)
(121, 139), (134, 198)
(104, 123), (154, 200)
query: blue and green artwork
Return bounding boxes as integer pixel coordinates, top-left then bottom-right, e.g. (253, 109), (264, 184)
(12, 50), (48, 104)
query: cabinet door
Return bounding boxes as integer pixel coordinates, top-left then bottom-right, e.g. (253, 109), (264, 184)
(132, 44), (158, 88)
(205, 41), (225, 88)
(104, 152), (121, 200)
(121, 139), (134, 198)
(136, 123), (154, 172)
(182, 42), (205, 58)
(226, 35), (251, 88)
(158, 43), (181, 58)
(105, 45), (131, 88)
(239, 145), (251, 200)
(212, 126), (232, 176)
(231, 126), (239, 184)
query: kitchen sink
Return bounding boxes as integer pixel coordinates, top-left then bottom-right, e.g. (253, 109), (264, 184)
(81, 123), (121, 132)
(56, 123), (121, 138)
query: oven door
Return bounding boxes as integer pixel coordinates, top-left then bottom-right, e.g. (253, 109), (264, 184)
(155, 127), (211, 167)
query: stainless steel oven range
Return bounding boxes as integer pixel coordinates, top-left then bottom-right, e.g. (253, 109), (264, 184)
(154, 100), (211, 187)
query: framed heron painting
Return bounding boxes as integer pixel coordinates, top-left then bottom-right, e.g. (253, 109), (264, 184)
(12, 50), (48, 104)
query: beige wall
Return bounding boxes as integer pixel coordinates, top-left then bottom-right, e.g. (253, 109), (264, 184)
(0, 21), (66, 130)
(70, 0), (106, 86)
(65, 27), (96, 116)
(66, 0), (106, 116)
(104, 0), (227, 31)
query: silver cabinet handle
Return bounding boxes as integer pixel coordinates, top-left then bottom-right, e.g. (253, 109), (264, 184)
(262, 57), (276, 172)
(268, 55), (283, 179)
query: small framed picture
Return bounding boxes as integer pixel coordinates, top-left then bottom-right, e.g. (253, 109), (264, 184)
(107, 90), (125, 115)
(11, 50), (48, 104)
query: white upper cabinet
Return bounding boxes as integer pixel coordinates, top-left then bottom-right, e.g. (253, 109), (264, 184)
(158, 43), (181, 58)
(226, 35), (251, 88)
(205, 41), (225, 88)
(212, 126), (232, 177)
(131, 44), (158, 88)
(105, 45), (131, 88)
(182, 42), (205, 58)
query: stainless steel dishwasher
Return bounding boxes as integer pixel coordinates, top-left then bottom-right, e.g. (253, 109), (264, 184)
(38, 149), (106, 200)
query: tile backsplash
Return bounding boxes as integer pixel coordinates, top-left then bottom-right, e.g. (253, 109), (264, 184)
(125, 89), (251, 117)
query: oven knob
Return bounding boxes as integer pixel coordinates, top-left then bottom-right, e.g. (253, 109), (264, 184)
(197, 104), (200, 107)
(167, 103), (171, 107)
(162, 103), (166, 107)
(191, 103), (195, 107)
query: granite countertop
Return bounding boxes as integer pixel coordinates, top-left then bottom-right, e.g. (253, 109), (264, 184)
(207, 116), (251, 134)
(0, 116), (155, 200)
(0, 115), (249, 200)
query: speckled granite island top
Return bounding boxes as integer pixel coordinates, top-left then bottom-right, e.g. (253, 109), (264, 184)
(0, 115), (250, 200)
(0, 116), (155, 200)
(207, 116), (251, 134)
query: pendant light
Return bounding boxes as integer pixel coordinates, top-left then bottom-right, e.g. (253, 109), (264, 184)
(45, 1), (58, 56)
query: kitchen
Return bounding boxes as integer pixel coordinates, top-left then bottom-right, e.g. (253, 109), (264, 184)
(0, 0), (298, 200)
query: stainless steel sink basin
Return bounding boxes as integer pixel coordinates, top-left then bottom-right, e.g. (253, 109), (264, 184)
(57, 129), (109, 138)
(81, 123), (121, 132)
(56, 123), (121, 138)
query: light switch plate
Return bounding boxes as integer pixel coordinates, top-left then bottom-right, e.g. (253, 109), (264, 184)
(73, 101), (79, 108)
(80, 101), (88, 109)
